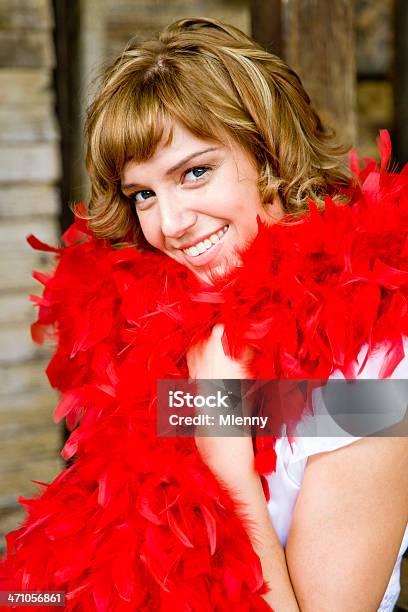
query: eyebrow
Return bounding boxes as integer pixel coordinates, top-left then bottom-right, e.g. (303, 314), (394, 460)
(121, 147), (220, 192)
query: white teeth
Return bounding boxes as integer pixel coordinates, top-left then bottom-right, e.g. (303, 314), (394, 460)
(183, 225), (229, 257)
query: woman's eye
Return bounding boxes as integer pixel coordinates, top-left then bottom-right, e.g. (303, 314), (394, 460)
(133, 189), (155, 204)
(184, 166), (210, 182)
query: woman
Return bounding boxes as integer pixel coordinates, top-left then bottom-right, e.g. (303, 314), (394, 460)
(1, 17), (407, 612)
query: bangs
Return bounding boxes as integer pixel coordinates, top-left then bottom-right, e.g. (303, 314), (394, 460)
(89, 71), (225, 186)
(84, 19), (351, 245)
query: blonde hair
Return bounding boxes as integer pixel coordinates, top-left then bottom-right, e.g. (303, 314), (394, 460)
(84, 17), (351, 246)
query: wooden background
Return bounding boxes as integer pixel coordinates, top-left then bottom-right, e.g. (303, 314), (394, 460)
(0, 0), (406, 608)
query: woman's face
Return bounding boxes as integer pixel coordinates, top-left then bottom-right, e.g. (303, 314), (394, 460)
(121, 122), (283, 284)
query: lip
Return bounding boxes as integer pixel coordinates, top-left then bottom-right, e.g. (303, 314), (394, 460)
(179, 226), (229, 267)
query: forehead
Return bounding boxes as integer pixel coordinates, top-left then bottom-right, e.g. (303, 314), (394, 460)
(121, 122), (224, 182)
(156, 122), (218, 157)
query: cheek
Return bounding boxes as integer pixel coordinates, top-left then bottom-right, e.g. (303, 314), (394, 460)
(233, 191), (264, 224)
(137, 212), (162, 249)
(232, 176), (263, 213)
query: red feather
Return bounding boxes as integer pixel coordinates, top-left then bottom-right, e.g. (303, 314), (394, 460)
(1, 133), (407, 610)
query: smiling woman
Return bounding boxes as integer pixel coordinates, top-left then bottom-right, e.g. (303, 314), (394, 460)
(120, 123), (282, 283)
(83, 18), (350, 248)
(1, 16), (407, 612)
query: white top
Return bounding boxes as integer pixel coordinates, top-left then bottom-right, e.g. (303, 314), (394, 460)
(265, 341), (408, 612)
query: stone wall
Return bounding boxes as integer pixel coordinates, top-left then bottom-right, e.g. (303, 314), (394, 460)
(0, 0), (62, 549)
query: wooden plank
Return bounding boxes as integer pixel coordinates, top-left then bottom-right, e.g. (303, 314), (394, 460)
(251, 0), (282, 55)
(0, 69), (53, 105)
(0, 388), (57, 413)
(0, 107), (58, 143)
(0, 144), (60, 182)
(105, 1), (250, 57)
(0, 185), (59, 218)
(394, 0), (408, 166)
(0, 32), (55, 69)
(0, 425), (60, 458)
(0, 506), (27, 554)
(53, 0), (82, 231)
(105, 0), (249, 34)
(355, 0), (393, 77)
(0, 292), (38, 325)
(0, 398), (61, 524)
(0, 0), (52, 30)
(0, 358), (51, 396)
(0, 252), (56, 292)
(357, 81), (393, 158)
(283, 0), (356, 144)
(0, 217), (57, 250)
(0, 453), (61, 509)
(0, 325), (46, 364)
(0, 393), (58, 430)
(0, 218), (57, 291)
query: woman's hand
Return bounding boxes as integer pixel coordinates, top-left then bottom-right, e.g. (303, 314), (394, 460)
(187, 324), (300, 611)
(187, 323), (255, 483)
(186, 323), (251, 380)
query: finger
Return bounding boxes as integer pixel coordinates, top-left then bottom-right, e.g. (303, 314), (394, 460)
(211, 323), (225, 339)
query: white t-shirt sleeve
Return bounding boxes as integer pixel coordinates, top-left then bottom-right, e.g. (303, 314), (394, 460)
(288, 338), (408, 470)
(267, 339), (408, 611)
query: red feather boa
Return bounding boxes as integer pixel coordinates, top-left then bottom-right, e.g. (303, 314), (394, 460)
(1, 132), (407, 611)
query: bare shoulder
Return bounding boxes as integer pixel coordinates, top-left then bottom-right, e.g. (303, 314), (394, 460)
(286, 436), (408, 612)
(304, 435), (408, 486)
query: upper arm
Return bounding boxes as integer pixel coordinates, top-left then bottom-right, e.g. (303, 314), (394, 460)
(285, 436), (408, 612)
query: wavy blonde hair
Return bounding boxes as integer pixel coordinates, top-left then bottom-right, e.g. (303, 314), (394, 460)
(83, 17), (351, 247)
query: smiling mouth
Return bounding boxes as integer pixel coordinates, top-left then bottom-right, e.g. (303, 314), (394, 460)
(181, 225), (229, 257)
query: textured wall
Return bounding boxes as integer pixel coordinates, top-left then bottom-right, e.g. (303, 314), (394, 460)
(0, 0), (62, 549)
(355, 0), (394, 158)
(103, 0), (250, 56)
(0, 0), (250, 555)
(1, 8), (404, 607)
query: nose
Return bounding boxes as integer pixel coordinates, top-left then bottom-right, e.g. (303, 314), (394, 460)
(158, 195), (197, 239)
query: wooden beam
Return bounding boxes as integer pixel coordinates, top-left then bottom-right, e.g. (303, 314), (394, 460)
(251, 0), (282, 56)
(283, 0), (356, 145)
(394, 0), (408, 166)
(52, 0), (80, 233)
